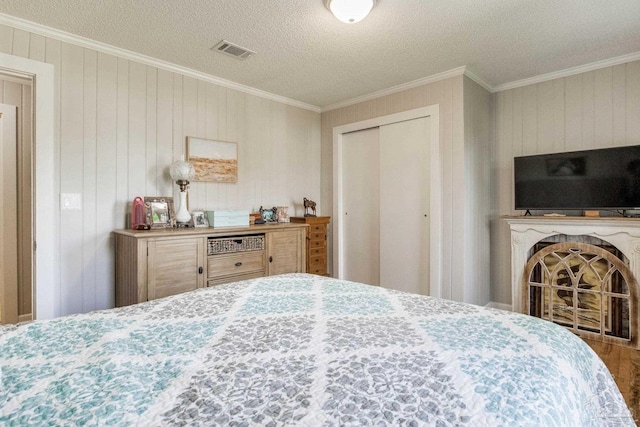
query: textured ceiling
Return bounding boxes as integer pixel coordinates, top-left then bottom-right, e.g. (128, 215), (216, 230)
(1, 0), (640, 108)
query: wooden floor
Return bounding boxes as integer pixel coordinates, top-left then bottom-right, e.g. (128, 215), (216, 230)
(584, 339), (639, 423)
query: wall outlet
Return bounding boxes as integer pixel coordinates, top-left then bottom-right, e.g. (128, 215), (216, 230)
(60, 193), (82, 210)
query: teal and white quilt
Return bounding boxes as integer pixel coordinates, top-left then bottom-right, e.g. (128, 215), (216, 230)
(0, 273), (634, 426)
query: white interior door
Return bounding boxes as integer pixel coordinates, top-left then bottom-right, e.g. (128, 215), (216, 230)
(341, 127), (380, 285)
(0, 104), (18, 324)
(379, 117), (430, 294)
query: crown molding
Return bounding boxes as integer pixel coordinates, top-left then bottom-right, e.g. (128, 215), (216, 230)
(462, 67), (493, 93)
(3, 12), (639, 109)
(321, 66), (469, 112)
(321, 47), (640, 110)
(0, 13), (321, 113)
(493, 51), (640, 92)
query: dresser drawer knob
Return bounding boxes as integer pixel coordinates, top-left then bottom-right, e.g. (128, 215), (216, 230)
(235, 262), (243, 267)
(198, 267), (203, 274)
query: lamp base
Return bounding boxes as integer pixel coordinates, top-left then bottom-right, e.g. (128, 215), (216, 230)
(175, 190), (191, 225)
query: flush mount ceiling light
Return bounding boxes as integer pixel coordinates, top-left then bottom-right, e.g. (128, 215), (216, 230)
(324, 0), (377, 24)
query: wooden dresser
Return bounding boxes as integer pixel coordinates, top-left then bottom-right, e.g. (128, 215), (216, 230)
(290, 216), (330, 276)
(114, 223), (307, 306)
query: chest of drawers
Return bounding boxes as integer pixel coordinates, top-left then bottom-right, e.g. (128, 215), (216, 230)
(290, 216), (331, 276)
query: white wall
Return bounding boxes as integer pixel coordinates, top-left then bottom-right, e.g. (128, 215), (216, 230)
(322, 75), (492, 305)
(491, 60), (640, 305)
(0, 23), (321, 316)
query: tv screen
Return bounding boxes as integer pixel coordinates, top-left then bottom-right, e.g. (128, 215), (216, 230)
(514, 145), (640, 210)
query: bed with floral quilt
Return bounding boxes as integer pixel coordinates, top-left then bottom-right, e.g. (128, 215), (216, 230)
(0, 273), (634, 426)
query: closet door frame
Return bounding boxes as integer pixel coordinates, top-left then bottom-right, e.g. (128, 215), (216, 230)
(0, 53), (55, 319)
(332, 105), (442, 297)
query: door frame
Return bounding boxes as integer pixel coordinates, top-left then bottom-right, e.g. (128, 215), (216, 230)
(332, 105), (442, 297)
(0, 52), (56, 319)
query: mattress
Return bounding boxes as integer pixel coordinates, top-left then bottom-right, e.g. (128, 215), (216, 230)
(0, 273), (634, 426)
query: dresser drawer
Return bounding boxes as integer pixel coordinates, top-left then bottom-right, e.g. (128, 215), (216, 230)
(207, 271), (265, 287)
(309, 247), (325, 257)
(308, 239), (326, 249)
(309, 231), (326, 241)
(208, 251), (266, 279)
(309, 224), (326, 234)
(308, 261), (327, 275)
(309, 254), (326, 267)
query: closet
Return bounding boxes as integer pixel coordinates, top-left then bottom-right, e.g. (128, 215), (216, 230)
(341, 117), (430, 295)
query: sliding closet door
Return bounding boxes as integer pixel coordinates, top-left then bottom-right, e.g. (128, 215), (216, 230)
(379, 117), (430, 295)
(341, 127), (380, 285)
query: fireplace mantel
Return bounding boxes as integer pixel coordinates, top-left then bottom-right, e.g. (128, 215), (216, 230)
(504, 216), (640, 314)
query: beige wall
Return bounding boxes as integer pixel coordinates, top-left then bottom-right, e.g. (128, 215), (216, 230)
(0, 23), (321, 316)
(0, 77), (31, 317)
(491, 60), (640, 305)
(321, 75), (492, 305)
(463, 76), (492, 305)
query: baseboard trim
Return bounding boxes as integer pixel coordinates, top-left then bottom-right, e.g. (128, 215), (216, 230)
(485, 302), (513, 312)
(17, 313), (33, 323)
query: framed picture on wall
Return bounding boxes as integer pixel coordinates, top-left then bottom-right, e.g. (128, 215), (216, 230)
(187, 136), (238, 183)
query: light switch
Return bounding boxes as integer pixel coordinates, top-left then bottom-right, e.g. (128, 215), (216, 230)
(60, 193), (82, 210)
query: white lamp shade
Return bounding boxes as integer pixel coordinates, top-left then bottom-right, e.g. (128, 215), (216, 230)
(169, 160), (195, 181)
(326, 0), (375, 23)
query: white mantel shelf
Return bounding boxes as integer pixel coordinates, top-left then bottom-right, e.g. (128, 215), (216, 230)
(503, 215), (640, 313)
(504, 215), (640, 227)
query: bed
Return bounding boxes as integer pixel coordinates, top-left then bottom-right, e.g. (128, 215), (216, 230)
(0, 273), (634, 426)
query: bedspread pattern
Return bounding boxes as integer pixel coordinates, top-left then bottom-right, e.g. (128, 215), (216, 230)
(0, 274), (634, 426)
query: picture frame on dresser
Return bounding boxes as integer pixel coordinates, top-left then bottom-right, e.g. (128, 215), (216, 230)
(191, 211), (209, 228)
(144, 197), (176, 229)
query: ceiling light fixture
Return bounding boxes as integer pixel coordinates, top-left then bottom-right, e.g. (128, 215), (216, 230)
(324, 0), (377, 24)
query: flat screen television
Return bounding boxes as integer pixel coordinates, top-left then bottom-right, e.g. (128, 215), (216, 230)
(514, 145), (640, 211)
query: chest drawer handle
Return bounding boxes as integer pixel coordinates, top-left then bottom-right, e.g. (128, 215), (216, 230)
(198, 267), (203, 274)
(235, 262), (243, 267)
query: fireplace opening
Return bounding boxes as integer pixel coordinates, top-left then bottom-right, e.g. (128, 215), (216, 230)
(524, 236), (635, 347)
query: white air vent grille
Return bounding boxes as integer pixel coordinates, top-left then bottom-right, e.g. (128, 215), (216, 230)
(212, 40), (256, 60)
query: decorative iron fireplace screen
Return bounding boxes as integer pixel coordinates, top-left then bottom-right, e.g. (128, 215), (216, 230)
(524, 241), (633, 345)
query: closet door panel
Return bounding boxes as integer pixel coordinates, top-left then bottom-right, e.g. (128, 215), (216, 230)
(379, 117), (430, 294)
(342, 128), (380, 285)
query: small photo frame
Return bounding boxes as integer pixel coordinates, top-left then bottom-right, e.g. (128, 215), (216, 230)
(187, 136), (238, 183)
(259, 206), (278, 223)
(144, 197), (175, 229)
(191, 211), (209, 228)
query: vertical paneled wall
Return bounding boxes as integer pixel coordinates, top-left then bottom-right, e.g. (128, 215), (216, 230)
(0, 77), (31, 316)
(0, 24), (321, 316)
(491, 60), (640, 305)
(463, 76), (492, 306)
(321, 76), (491, 305)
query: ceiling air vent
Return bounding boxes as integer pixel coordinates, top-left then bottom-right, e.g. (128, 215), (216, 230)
(212, 40), (256, 60)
